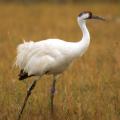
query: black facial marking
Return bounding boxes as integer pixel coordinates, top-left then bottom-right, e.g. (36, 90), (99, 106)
(78, 11), (92, 19)
(88, 12), (92, 19)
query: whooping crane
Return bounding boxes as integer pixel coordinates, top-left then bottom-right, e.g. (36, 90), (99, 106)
(16, 11), (105, 119)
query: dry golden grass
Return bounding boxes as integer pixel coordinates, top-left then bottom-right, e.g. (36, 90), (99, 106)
(0, 3), (120, 120)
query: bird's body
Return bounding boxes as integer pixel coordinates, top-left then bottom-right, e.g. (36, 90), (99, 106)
(15, 11), (105, 80)
(16, 37), (89, 77)
(16, 15), (91, 79)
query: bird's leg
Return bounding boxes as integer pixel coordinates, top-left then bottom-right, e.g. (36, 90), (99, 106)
(50, 76), (57, 113)
(17, 79), (37, 120)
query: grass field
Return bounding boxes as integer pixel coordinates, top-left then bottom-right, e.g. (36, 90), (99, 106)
(0, 3), (120, 120)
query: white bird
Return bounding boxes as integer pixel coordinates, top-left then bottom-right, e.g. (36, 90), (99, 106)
(16, 11), (104, 80)
(15, 11), (105, 116)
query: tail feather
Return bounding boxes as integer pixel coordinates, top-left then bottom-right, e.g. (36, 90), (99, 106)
(18, 70), (28, 80)
(15, 41), (34, 69)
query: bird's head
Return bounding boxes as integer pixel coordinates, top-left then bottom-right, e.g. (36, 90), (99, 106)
(77, 11), (105, 22)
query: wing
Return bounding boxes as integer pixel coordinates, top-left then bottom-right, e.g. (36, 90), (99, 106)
(16, 39), (74, 76)
(24, 55), (55, 76)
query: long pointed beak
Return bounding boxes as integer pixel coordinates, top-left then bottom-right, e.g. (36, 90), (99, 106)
(91, 15), (106, 21)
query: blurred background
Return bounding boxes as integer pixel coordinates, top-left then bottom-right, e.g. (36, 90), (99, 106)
(0, 0), (119, 3)
(0, 0), (119, 120)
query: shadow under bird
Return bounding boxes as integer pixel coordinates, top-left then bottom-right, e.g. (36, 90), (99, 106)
(15, 11), (105, 120)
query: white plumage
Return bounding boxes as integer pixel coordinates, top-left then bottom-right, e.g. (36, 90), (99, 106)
(16, 38), (89, 76)
(15, 11), (105, 80)
(15, 12), (105, 119)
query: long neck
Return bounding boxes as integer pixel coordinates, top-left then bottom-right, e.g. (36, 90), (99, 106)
(73, 20), (90, 57)
(78, 20), (90, 46)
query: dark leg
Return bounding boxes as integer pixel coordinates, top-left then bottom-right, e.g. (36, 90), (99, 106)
(17, 80), (37, 120)
(50, 76), (57, 113)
